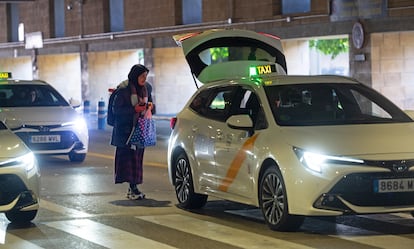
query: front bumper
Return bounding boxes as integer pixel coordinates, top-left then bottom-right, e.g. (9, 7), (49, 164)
(15, 129), (88, 155)
(314, 171), (414, 214)
(0, 174), (39, 212)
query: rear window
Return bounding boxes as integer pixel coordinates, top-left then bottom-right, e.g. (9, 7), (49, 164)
(200, 46), (277, 65)
(187, 37), (287, 77)
(0, 84), (69, 107)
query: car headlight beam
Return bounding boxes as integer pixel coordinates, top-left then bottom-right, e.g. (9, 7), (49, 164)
(62, 117), (88, 132)
(294, 147), (364, 173)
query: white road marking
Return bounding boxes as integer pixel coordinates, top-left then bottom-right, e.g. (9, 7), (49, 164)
(0, 216), (44, 249)
(331, 223), (414, 249)
(137, 214), (314, 249)
(40, 199), (93, 218)
(44, 219), (177, 249)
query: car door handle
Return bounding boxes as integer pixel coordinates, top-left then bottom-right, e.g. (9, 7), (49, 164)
(191, 126), (198, 132)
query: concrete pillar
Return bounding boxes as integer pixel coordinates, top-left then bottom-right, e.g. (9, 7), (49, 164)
(80, 43), (89, 102)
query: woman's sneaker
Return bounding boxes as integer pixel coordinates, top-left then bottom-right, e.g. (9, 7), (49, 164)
(127, 188), (145, 200)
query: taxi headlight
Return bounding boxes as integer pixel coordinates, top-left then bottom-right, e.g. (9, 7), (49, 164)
(293, 147), (364, 173)
(17, 152), (38, 177)
(62, 117), (88, 132)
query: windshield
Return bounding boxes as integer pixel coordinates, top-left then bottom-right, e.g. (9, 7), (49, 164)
(0, 84), (69, 107)
(265, 83), (412, 126)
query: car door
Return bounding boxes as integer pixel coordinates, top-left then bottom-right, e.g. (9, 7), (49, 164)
(214, 86), (266, 199)
(189, 86), (234, 191)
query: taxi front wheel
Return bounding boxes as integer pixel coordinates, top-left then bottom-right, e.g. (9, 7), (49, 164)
(6, 210), (37, 224)
(69, 152), (86, 162)
(174, 153), (207, 209)
(259, 166), (304, 231)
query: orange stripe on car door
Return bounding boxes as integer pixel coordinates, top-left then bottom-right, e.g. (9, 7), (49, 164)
(218, 133), (259, 192)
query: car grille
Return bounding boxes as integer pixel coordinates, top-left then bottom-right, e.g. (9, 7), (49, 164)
(0, 174), (27, 205)
(328, 172), (414, 207)
(15, 130), (83, 151)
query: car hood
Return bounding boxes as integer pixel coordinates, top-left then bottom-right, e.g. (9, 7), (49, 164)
(173, 29), (287, 83)
(0, 130), (30, 157)
(281, 123), (414, 159)
(0, 106), (81, 125)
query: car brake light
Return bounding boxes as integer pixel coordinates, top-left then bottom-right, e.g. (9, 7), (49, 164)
(170, 117), (177, 129)
(258, 32), (281, 40)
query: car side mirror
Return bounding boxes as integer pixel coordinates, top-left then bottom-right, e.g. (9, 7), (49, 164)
(226, 114), (253, 129)
(69, 98), (81, 108)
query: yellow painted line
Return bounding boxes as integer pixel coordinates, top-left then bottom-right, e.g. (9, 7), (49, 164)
(87, 152), (167, 168)
(218, 133), (259, 192)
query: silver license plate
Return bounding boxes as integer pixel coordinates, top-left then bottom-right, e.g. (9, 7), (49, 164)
(374, 178), (414, 193)
(31, 135), (61, 143)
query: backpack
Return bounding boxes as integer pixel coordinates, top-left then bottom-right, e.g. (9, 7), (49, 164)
(107, 87), (120, 126)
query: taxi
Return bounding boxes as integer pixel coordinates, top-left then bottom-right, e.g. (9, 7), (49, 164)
(0, 115), (40, 223)
(167, 29), (414, 231)
(0, 73), (88, 162)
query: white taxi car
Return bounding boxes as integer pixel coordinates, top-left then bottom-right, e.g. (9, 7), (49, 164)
(0, 116), (40, 223)
(0, 73), (89, 162)
(167, 29), (414, 231)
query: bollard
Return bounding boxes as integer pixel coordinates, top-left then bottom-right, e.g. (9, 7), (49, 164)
(98, 99), (106, 130)
(83, 100), (90, 115)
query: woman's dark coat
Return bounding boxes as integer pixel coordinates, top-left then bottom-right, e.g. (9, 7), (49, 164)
(110, 86), (135, 147)
(110, 82), (154, 147)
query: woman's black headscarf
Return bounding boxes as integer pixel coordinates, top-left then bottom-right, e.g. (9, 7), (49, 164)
(128, 64), (149, 85)
(128, 64), (149, 98)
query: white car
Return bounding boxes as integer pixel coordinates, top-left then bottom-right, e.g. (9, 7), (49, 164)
(0, 117), (40, 223)
(167, 29), (414, 231)
(0, 74), (89, 162)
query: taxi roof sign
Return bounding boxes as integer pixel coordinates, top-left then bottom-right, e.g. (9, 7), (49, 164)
(249, 65), (276, 77)
(0, 72), (12, 80)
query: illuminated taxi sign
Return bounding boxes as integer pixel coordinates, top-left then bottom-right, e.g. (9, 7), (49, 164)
(249, 65), (276, 77)
(0, 72), (11, 80)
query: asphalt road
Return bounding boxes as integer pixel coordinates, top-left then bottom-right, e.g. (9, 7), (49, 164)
(1, 119), (413, 249)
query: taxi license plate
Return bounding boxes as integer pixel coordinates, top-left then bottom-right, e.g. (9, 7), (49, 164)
(374, 178), (414, 193)
(31, 135), (61, 143)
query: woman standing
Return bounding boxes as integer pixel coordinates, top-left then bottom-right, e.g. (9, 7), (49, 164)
(110, 64), (154, 200)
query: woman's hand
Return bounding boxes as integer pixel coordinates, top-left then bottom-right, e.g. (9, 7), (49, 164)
(147, 102), (153, 111)
(134, 104), (146, 113)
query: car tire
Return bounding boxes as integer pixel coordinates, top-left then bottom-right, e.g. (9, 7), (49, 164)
(259, 166), (304, 231)
(69, 152), (86, 162)
(174, 153), (207, 209)
(5, 210), (37, 224)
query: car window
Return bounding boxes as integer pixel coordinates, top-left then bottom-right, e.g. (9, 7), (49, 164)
(200, 46), (275, 66)
(231, 88), (267, 130)
(0, 84), (69, 107)
(265, 83), (412, 126)
(190, 86), (235, 122)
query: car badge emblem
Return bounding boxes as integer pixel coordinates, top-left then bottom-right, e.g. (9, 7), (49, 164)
(39, 126), (50, 132)
(392, 161), (408, 173)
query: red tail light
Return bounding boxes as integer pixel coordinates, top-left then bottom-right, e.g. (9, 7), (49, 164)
(170, 117), (177, 129)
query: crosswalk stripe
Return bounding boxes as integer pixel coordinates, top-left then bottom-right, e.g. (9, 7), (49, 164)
(0, 233), (45, 249)
(40, 199), (92, 218)
(137, 214), (314, 249)
(331, 223), (414, 249)
(43, 219), (177, 249)
(0, 217), (44, 249)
